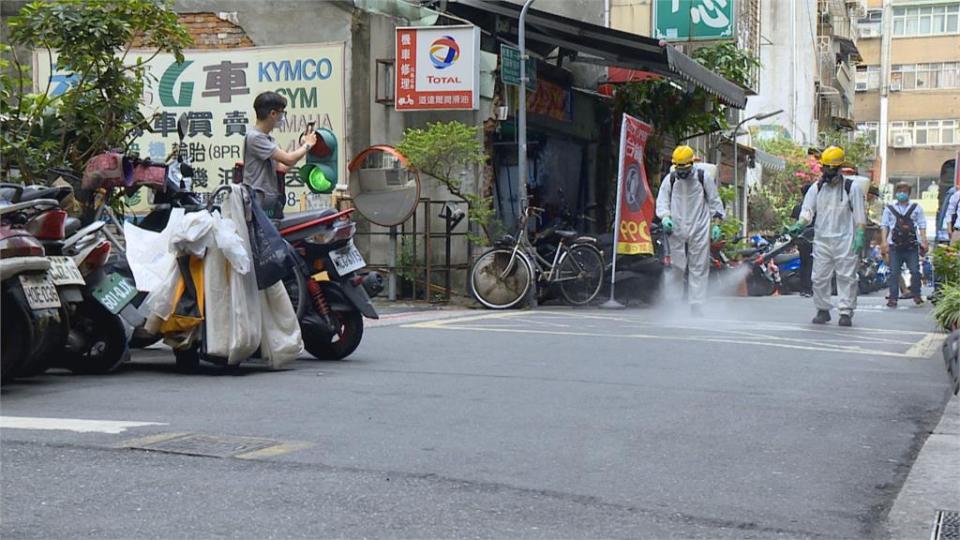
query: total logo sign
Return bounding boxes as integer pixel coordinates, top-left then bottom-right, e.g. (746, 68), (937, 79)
(395, 25), (479, 111)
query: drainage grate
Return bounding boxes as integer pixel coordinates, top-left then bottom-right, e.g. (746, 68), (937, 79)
(127, 433), (278, 458)
(932, 510), (960, 540)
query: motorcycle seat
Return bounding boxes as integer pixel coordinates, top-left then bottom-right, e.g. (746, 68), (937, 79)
(774, 252), (797, 265)
(276, 208), (339, 231)
(20, 186), (72, 203)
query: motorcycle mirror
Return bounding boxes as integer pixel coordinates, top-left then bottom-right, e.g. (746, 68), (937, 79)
(177, 113), (188, 142)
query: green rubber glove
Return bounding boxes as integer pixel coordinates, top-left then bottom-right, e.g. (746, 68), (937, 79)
(711, 224), (722, 242)
(661, 217), (674, 234)
(853, 228), (865, 252)
(786, 221), (805, 235)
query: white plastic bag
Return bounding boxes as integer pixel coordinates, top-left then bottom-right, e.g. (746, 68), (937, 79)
(259, 280), (304, 369)
(212, 213), (250, 275)
(218, 186), (263, 365)
(169, 211), (215, 258)
(123, 208), (185, 293)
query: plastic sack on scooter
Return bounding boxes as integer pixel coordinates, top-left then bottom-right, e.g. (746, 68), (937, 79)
(123, 208), (185, 293)
(258, 280), (304, 369)
(170, 211), (216, 258)
(204, 185), (261, 363)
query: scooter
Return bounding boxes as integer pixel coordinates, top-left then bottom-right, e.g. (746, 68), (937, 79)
(4, 182), (143, 373)
(275, 205), (384, 359)
(596, 222), (666, 306)
(0, 198), (69, 382)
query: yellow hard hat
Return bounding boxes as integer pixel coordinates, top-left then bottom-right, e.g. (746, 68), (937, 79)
(672, 145), (695, 167)
(819, 146), (845, 167)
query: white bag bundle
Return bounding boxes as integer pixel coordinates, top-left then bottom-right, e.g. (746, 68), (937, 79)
(258, 280), (304, 369)
(205, 186), (262, 363)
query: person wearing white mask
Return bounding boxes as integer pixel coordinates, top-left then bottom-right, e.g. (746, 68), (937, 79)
(245, 91), (317, 218)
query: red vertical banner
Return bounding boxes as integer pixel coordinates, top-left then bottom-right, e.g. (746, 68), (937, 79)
(616, 114), (655, 255)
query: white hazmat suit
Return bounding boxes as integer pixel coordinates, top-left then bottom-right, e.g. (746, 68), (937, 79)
(656, 163), (725, 306)
(800, 178), (867, 316)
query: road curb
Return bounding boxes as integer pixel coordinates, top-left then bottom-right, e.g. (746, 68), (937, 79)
(883, 394), (960, 539)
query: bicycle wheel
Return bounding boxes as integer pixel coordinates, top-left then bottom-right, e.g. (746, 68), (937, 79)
(558, 243), (604, 306)
(470, 248), (533, 309)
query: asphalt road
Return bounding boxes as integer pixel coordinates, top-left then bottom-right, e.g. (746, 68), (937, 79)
(1, 294), (953, 539)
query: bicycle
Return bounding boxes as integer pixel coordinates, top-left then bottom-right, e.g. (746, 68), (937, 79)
(469, 206), (604, 309)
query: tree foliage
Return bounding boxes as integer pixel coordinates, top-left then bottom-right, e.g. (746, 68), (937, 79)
(396, 121), (492, 244)
(613, 43), (760, 185)
(1, 0), (191, 183)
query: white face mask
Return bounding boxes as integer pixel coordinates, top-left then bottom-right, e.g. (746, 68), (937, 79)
(277, 112), (287, 129)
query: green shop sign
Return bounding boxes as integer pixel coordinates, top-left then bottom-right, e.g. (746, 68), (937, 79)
(654, 0), (736, 42)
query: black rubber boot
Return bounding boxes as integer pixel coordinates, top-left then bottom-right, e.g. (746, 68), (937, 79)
(838, 314), (852, 327)
(812, 310), (831, 324)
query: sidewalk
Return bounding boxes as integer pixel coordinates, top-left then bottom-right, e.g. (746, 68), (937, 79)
(884, 393), (960, 539)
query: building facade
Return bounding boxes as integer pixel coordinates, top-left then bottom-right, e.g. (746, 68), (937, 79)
(816, 0), (864, 134)
(743, 0), (820, 145)
(854, 0), (960, 191)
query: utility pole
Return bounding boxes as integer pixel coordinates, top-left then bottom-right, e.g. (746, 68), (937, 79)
(878, 0), (892, 187)
(517, 0), (536, 219)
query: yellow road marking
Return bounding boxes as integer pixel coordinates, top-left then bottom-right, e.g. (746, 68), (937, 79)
(904, 333), (947, 359)
(234, 442), (313, 460)
(119, 432), (192, 449)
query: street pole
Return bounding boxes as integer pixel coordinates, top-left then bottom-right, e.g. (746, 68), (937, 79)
(517, 0), (536, 220)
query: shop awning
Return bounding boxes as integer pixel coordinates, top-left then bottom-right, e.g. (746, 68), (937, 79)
(445, 0), (747, 109)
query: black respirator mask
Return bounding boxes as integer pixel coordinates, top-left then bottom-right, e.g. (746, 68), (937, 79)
(821, 166), (841, 183)
(675, 166), (693, 179)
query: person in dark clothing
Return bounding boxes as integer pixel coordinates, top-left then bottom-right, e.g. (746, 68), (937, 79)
(791, 184), (814, 296)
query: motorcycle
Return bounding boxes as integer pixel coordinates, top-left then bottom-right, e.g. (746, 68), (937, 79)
(275, 204), (384, 360)
(3, 182), (144, 373)
(596, 222), (666, 306)
(0, 198), (69, 382)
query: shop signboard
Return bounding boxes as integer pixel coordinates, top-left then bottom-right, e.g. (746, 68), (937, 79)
(395, 25), (480, 111)
(654, 0), (736, 42)
(614, 114), (656, 256)
(35, 44), (346, 213)
(500, 43), (536, 91)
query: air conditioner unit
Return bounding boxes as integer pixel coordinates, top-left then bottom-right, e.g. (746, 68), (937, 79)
(890, 82), (902, 92)
(859, 25), (879, 38)
(892, 133), (913, 148)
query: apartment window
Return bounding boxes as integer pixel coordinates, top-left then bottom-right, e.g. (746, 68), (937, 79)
(893, 4), (960, 37)
(889, 120), (960, 146)
(891, 62), (960, 90)
(856, 65), (881, 90)
(856, 122), (879, 145)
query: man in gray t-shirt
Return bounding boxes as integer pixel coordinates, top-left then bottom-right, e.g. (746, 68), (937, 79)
(244, 91), (316, 218)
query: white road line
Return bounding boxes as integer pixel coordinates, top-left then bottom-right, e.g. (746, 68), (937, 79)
(0, 416), (166, 434)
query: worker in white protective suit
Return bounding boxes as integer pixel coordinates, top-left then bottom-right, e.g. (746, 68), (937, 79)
(656, 145), (725, 317)
(787, 146), (867, 327)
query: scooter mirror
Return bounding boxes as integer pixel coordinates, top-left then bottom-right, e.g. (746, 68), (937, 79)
(177, 113), (188, 141)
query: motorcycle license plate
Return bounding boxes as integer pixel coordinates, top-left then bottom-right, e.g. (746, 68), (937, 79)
(48, 256), (85, 286)
(91, 273), (138, 314)
(18, 273), (61, 310)
(330, 241), (366, 275)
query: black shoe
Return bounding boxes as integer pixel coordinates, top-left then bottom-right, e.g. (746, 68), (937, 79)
(914, 296), (925, 305)
(691, 305), (704, 318)
(887, 300), (898, 308)
(839, 314), (852, 327)
(812, 310), (831, 324)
